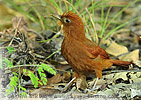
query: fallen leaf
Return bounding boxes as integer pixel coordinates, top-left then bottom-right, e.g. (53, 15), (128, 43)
(47, 73), (62, 85)
(59, 61), (68, 64)
(131, 88), (141, 98)
(119, 49), (139, 62)
(97, 89), (114, 96)
(57, 64), (71, 71)
(134, 60), (141, 67)
(112, 72), (128, 84)
(88, 78), (106, 88)
(128, 72), (141, 83)
(62, 72), (71, 82)
(30, 86), (60, 97)
(109, 83), (131, 99)
(103, 40), (128, 57)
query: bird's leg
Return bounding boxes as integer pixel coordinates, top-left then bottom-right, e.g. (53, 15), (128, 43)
(91, 69), (101, 90)
(62, 76), (76, 91)
(76, 75), (87, 91)
(91, 77), (98, 91)
(84, 77), (99, 93)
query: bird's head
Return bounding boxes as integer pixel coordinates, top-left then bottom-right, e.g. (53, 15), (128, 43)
(52, 11), (85, 39)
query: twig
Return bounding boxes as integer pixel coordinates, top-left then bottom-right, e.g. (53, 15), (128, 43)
(43, 48), (61, 62)
(102, 69), (141, 74)
(62, 0), (80, 15)
(8, 17), (22, 46)
(0, 32), (13, 38)
(85, 8), (98, 44)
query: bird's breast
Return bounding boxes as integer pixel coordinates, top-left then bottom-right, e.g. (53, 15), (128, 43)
(61, 38), (94, 74)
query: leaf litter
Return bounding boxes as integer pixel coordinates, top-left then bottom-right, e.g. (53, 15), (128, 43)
(0, 1), (141, 99)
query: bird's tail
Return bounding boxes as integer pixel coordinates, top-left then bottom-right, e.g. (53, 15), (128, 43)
(109, 59), (133, 67)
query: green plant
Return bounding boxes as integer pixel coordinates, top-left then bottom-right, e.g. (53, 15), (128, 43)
(6, 72), (18, 95)
(24, 64), (56, 88)
(4, 46), (56, 97)
(47, 0), (140, 43)
(4, 58), (13, 68)
(7, 47), (16, 54)
(4, 0), (140, 41)
(5, 71), (27, 97)
(5, 61), (56, 97)
(5, 59), (27, 97)
(37, 63), (56, 85)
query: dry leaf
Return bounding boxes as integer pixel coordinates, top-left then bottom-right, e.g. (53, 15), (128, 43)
(112, 72), (128, 84)
(88, 78), (106, 88)
(62, 72), (71, 82)
(134, 60), (141, 67)
(59, 61), (68, 64)
(47, 73), (62, 85)
(119, 49), (139, 61)
(103, 72), (141, 85)
(57, 64), (71, 70)
(102, 72), (127, 85)
(128, 72), (141, 83)
(131, 88), (141, 98)
(103, 40), (139, 62)
(30, 87), (60, 97)
(97, 89), (114, 96)
(103, 40), (128, 57)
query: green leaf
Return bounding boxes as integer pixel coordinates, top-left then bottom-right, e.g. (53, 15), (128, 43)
(10, 76), (18, 87)
(21, 92), (27, 98)
(39, 81), (43, 85)
(28, 71), (39, 88)
(41, 73), (46, 77)
(42, 78), (47, 85)
(39, 64), (56, 75)
(37, 66), (47, 85)
(12, 72), (18, 76)
(37, 67), (44, 72)
(6, 89), (11, 95)
(21, 87), (26, 91)
(19, 84), (21, 89)
(48, 0), (62, 13)
(23, 69), (27, 73)
(10, 86), (14, 91)
(4, 58), (13, 68)
(7, 47), (16, 54)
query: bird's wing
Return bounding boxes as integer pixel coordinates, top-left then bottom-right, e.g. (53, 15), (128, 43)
(84, 38), (109, 59)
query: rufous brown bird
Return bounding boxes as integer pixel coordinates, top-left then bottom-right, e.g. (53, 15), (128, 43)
(53, 11), (132, 90)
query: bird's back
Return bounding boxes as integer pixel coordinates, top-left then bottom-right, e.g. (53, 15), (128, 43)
(84, 38), (110, 59)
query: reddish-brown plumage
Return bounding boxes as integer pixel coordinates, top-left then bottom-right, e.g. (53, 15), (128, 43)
(56, 11), (132, 78)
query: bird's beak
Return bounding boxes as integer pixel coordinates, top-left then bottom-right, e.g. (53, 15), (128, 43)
(51, 14), (62, 21)
(51, 14), (63, 26)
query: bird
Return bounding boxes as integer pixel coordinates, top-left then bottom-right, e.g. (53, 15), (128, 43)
(52, 11), (133, 90)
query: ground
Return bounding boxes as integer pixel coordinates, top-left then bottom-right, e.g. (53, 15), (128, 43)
(0, 0), (141, 99)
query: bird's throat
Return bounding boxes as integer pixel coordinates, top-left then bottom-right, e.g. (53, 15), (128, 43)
(63, 25), (86, 41)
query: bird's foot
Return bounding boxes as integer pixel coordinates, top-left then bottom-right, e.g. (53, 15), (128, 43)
(84, 77), (99, 93)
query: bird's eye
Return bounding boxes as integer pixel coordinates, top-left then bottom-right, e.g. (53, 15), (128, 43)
(64, 18), (71, 23)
